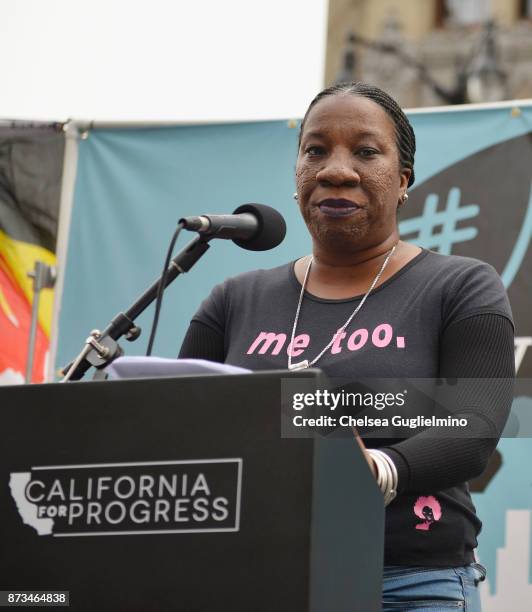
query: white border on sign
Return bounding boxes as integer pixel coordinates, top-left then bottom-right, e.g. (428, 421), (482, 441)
(30, 457), (243, 537)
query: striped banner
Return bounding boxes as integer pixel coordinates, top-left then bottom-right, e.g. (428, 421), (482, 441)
(0, 124), (64, 384)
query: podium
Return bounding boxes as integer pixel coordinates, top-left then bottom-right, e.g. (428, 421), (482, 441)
(0, 370), (384, 611)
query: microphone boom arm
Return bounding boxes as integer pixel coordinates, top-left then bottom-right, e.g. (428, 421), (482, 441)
(61, 234), (211, 382)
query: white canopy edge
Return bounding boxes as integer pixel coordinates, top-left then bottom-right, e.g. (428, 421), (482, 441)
(3, 99), (532, 132)
(405, 98), (532, 114)
(58, 98), (532, 131)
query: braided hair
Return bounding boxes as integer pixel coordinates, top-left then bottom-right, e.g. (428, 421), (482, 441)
(298, 82), (416, 187)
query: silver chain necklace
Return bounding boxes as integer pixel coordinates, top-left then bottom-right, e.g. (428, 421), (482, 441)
(288, 244), (398, 371)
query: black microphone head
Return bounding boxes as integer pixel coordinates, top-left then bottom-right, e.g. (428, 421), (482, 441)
(231, 203), (286, 251)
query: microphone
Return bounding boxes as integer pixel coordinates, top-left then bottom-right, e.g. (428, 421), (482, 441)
(179, 203), (286, 251)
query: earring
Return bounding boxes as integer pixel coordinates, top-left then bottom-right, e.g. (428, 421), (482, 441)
(402, 193), (409, 203)
(293, 192), (298, 201)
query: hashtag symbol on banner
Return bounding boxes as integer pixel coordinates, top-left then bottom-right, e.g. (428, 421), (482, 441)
(399, 187), (480, 255)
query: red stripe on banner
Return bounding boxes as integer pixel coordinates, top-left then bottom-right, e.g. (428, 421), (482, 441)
(0, 255), (48, 383)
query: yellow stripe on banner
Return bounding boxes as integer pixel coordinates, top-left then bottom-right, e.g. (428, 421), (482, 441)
(0, 229), (56, 337)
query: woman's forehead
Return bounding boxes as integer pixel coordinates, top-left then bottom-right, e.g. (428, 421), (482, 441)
(301, 93), (396, 139)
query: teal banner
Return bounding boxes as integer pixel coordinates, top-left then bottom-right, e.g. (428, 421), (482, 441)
(58, 121), (307, 365)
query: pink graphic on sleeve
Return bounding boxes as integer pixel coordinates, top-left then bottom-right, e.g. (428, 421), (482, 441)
(413, 496), (442, 531)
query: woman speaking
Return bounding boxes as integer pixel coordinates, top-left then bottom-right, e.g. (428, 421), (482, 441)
(179, 82), (515, 611)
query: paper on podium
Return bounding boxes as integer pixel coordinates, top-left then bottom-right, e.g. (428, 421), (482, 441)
(105, 356), (251, 380)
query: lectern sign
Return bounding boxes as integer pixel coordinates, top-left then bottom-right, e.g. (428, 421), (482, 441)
(9, 458), (242, 537)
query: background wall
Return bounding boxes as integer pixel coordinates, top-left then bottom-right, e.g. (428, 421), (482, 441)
(325, 0), (532, 108)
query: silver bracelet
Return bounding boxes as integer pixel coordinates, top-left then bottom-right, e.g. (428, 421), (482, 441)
(368, 449), (398, 506)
